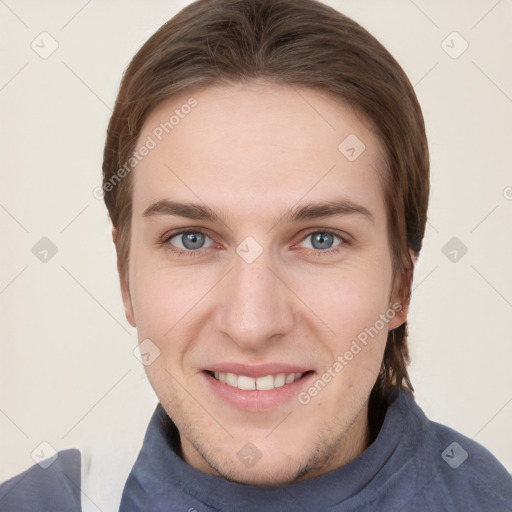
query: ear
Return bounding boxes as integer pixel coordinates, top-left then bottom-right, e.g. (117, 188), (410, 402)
(113, 226), (136, 328)
(387, 248), (417, 330)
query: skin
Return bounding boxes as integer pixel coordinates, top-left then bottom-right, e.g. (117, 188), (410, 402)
(117, 81), (410, 486)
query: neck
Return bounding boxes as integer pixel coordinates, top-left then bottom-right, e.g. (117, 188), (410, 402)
(294, 400), (372, 482)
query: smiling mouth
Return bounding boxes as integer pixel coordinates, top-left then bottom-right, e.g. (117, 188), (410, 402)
(205, 370), (314, 391)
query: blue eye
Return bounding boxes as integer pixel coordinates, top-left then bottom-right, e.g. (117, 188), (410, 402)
(162, 229), (348, 258)
(301, 231), (343, 251)
(166, 231), (214, 253)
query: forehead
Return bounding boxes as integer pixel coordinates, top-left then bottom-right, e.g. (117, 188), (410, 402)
(131, 82), (386, 221)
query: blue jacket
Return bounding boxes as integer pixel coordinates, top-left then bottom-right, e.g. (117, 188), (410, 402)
(1, 388), (511, 511)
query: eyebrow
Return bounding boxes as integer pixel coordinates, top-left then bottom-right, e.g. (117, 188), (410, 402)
(142, 199), (374, 225)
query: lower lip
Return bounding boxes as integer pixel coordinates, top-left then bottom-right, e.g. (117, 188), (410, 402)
(202, 371), (316, 412)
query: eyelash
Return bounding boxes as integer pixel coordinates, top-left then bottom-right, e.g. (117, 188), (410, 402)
(160, 228), (350, 258)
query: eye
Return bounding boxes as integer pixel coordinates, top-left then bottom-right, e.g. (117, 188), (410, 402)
(298, 230), (345, 254)
(165, 230), (214, 253)
(161, 228), (348, 258)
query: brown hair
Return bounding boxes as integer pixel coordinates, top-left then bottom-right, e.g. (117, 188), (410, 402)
(102, 0), (429, 402)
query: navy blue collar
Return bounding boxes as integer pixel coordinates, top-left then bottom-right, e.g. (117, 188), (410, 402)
(120, 388), (418, 511)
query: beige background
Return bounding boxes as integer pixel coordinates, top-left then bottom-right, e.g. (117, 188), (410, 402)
(1, 0), (511, 509)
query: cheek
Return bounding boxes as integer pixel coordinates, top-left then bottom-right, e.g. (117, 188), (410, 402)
(129, 248), (217, 356)
(131, 268), (196, 335)
(291, 256), (393, 387)
(306, 268), (392, 396)
(297, 258), (392, 335)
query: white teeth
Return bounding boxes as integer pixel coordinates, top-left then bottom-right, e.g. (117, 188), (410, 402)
(226, 372), (238, 387)
(274, 373), (286, 387)
(237, 375), (256, 390)
(211, 371), (305, 390)
(256, 375), (274, 390)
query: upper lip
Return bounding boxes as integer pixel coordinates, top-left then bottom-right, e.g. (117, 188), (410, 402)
(205, 363), (312, 378)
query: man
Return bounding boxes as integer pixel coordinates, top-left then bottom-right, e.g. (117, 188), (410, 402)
(2, 0), (511, 510)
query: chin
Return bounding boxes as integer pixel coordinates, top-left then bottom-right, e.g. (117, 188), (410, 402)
(215, 459), (307, 487)
(195, 439), (318, 487)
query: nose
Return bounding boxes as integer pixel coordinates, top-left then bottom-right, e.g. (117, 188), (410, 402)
(215, 248), (295, 351)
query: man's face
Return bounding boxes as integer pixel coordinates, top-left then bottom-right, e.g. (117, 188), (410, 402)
(121, 82), (407, 485)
